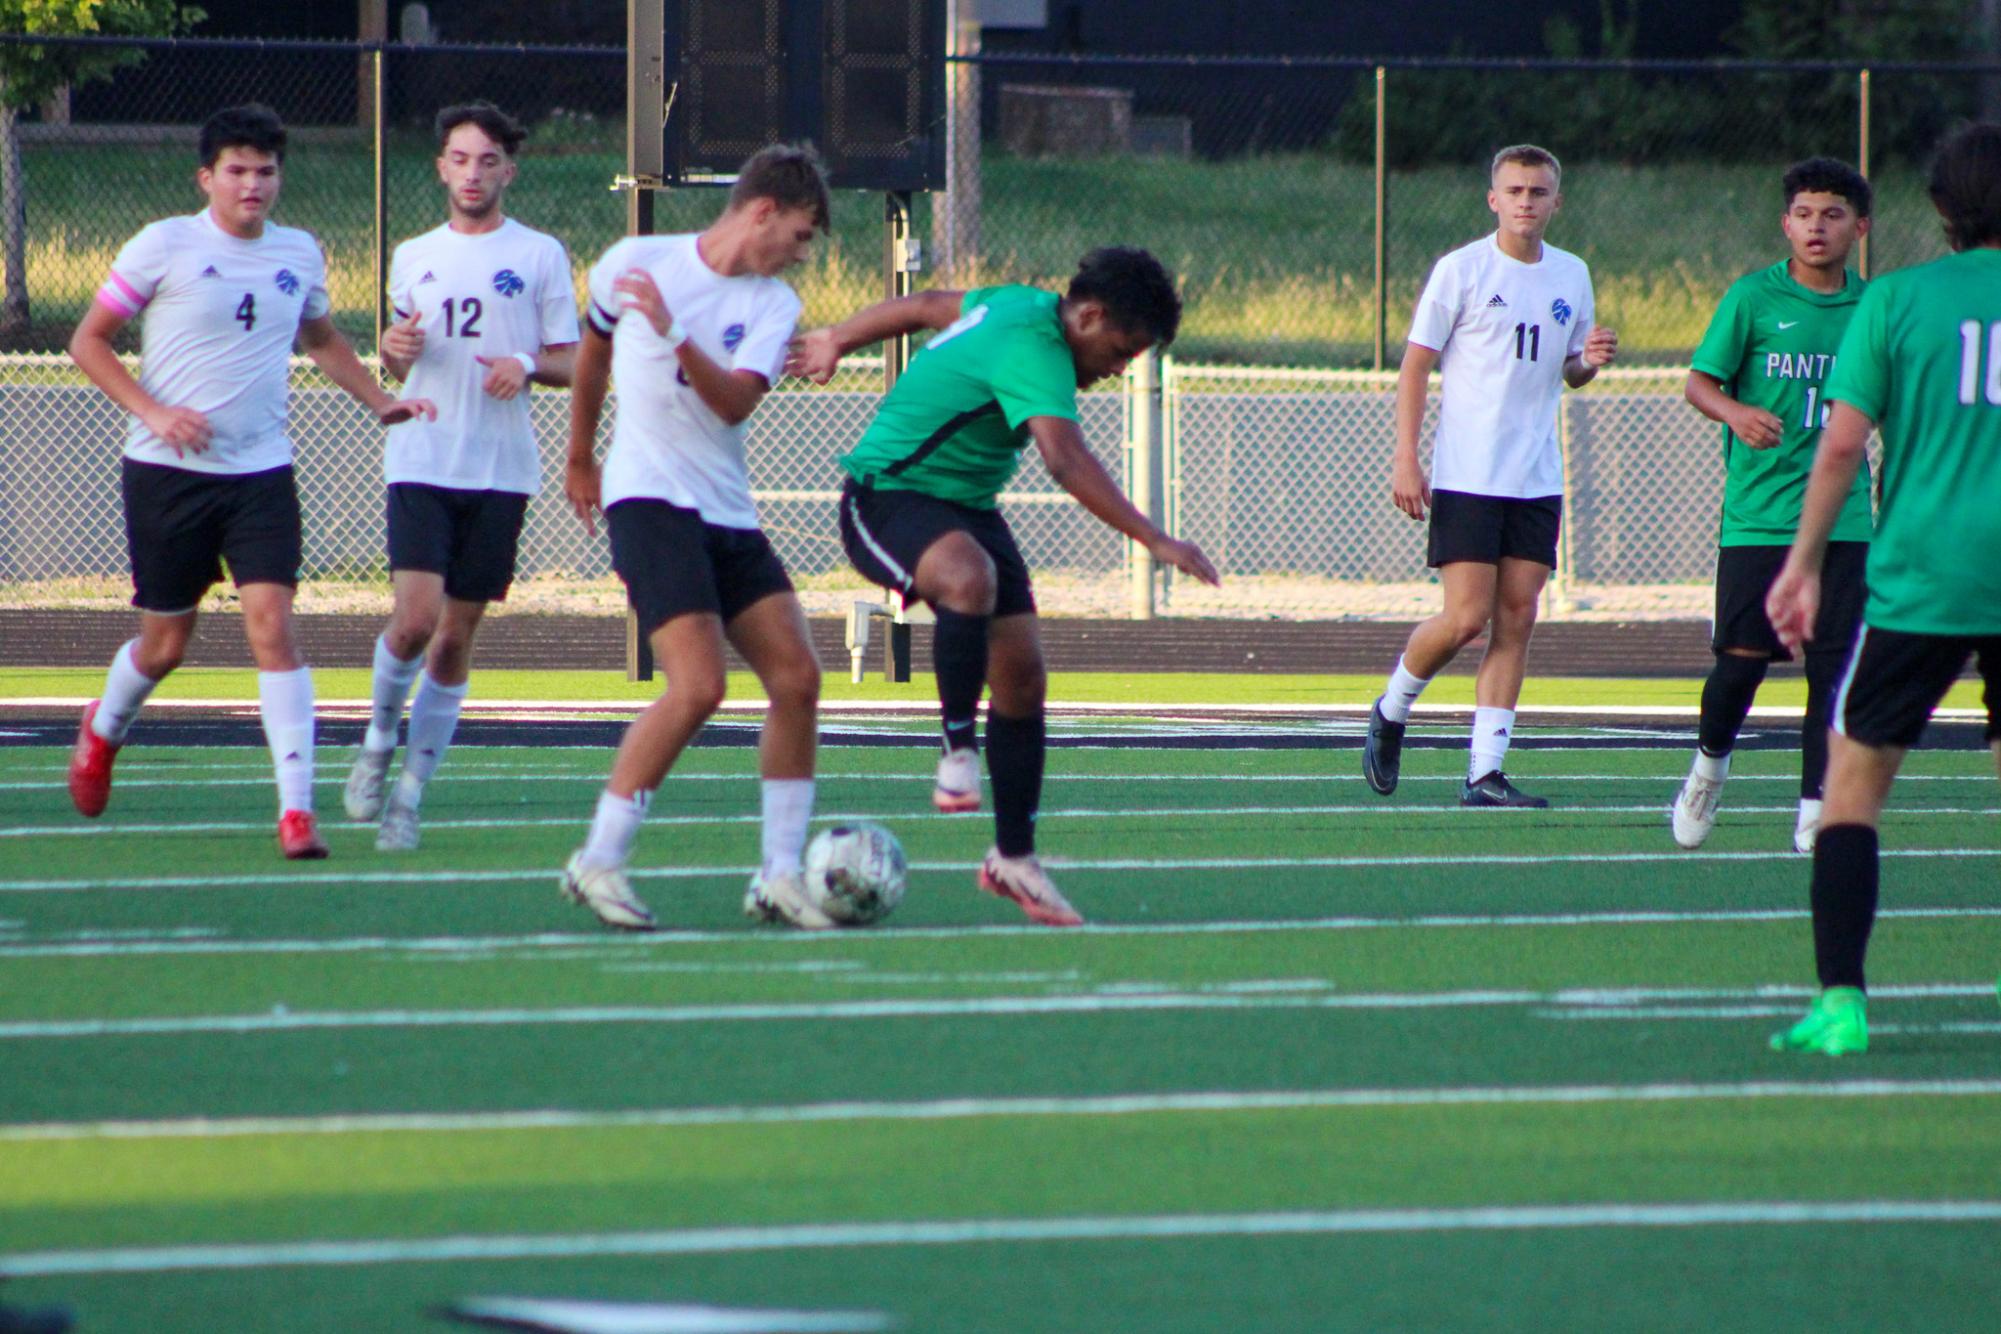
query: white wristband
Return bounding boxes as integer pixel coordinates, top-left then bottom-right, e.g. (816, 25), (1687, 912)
(665, 320), (689, 350)
(511, 351), (537, 375)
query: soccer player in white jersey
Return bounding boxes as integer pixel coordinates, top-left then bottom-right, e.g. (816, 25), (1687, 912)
(342, 102), (580, 851)
(65, 104), (435, 859)
(1362, 144), (1619, 808)
(558, 144), (830, 931)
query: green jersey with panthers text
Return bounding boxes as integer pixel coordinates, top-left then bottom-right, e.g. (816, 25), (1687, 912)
(1824, 247), (2001, 636)
(1691, 261), (1872, 546)
(840, 285), (1078, 509)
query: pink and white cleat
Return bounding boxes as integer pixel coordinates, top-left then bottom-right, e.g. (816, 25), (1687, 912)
(977, 847), (1084, 927)
(932, 747), (982, 813)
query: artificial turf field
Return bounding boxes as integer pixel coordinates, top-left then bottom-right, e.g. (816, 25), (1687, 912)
(1, 684), (1999, 1331)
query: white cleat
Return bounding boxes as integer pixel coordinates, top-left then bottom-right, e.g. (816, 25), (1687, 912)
(742, 868), (836, 931)
(1671, 767), (1726, 849)
(976, 847), (1084, 926)
(1795, 798), (1823, 855)
(933, 747), (982, 813)
(375, 794), (420, 852)
(560, 850), (657, 931)
(344, 746), (393, 821)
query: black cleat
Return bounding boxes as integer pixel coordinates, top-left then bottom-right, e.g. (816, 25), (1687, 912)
(1362, 698), (1405, 795)
(1460, 770), (1549, 808)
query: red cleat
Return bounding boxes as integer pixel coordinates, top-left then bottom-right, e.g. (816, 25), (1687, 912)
(68, 700), (120, 818)
(278, 810), (329, 860)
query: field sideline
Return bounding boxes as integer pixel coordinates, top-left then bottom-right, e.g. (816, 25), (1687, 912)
(1, 671), (1997, 1331)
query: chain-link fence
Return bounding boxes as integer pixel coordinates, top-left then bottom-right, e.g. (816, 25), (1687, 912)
(3, 36), (1994, 618)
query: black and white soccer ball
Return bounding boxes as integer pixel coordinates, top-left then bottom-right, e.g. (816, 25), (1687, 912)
(803, 822), (908, 926)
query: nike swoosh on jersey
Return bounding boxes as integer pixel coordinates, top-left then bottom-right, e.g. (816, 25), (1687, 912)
(1777, 320), (1799, 329)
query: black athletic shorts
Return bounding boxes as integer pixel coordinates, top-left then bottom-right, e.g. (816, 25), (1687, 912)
(1713, 541), (1868, 663)
(1427, 489), (1562, 569)
(838, 477), (1037, 618)
(606, 499), (793, 636)
(386, 482), (530, 603)
(120, 459), (302, 613)
(1834, 624), (2001, 748)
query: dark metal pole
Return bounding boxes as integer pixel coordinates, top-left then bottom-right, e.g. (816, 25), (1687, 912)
(624, 0), (666, 681)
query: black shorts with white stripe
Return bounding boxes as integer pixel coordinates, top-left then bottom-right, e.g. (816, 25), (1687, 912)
(1833, 623), (2001, 748)
(838, 477), (1036, 618)
(606, 499), (793, 636)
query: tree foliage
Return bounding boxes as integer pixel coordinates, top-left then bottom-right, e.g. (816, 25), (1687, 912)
(0, 1), (205, 109)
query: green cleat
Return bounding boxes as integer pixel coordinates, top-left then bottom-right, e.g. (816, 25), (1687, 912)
(1770, 986), (1868, 1055)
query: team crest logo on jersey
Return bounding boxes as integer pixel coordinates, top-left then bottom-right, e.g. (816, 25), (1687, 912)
(1550, 298), (1573, 326)
(199, 265), (223, 280)
(492, 269), (525, 298)
(722, 323), (746, 351)
(274, 269), (300, 296)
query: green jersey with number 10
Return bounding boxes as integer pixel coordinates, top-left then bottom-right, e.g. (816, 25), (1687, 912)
(1823, 248), (2001, 635)
(1690, 261), (1872, 547)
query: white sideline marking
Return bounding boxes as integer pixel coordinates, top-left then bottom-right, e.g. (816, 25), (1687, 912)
(6, 802), (1993, 840)
(5, 905), (2000, 959)
(5, 1201), (2001, 1278)
(5, 847), (2001, 896)
(7, 1078), (2001, 1145)
(0, 983), (1988, 1041)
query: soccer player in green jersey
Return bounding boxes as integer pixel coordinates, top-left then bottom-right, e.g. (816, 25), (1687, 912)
(1765, 123), (2001, 1055)
(1671, 158), (1873, 855)
(789, 248), (1220, 926)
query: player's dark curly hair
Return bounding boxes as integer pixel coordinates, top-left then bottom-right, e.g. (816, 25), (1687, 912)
(730, 143), (833, 233)
(436, 101), (528, 157)
(1066, 247), (1181, 346)
(199, 104), (286, 168)
(1928, 122), (2001, 252)
(1782, 157), (1871, 217)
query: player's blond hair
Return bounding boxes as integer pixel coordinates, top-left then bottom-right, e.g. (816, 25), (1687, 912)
(1491, 144), (1561, 187)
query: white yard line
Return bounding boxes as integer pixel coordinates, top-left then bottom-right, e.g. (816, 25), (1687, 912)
(0, 982), (1988, 1041)
(5, 1201), (2000, 1278)
(6, 1078), (2001, 1144)
(4, 904), (2001, 959)
(5, 802), (1993, 841)
(4, 847), (2000, 896)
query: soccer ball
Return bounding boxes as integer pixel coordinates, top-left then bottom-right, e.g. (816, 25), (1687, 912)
(803, 822), (908, 926)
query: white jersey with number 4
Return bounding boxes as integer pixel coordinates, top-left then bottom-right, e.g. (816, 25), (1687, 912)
(99, 210), (331, 476)
(585, 233), (801, 529)
(1408, 234), (1595, 499)
(386, 218), (580, 495)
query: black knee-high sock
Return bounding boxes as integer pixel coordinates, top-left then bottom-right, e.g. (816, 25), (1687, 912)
(986, 710), (1045, 858)
(932, 608), (990, 754)
(1811, 824), (1879, 990)
(1698, 651), (1769, 757)
(1800, 650), (1841, 800)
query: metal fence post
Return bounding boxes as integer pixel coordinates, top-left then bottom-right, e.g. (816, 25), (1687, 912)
(1162, 351), (1181, 606)
(1373, 65), (1388, 373)
(625, 0), (666, 682)
(936, 3), (982, 283)
(1549, 394), (1577, 616)
(1125, 347), (1163, 619)
(371, 46), (388, 363)
(1858, 67), (1872, 280)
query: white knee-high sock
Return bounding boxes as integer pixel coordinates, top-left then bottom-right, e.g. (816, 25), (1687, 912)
(1379, 655), (1431, 725)
(395, 673), (468, 805)
(1469, 706), (1515, 781)
(580, 788), (650, 869)
(259, 666), (316, 814)
(760, 778), (815, 877)
(365, 635), (423, 753)
(94, 639), (159, 743)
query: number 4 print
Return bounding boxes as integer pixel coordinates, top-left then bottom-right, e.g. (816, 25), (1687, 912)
(236, 294), (256, 332)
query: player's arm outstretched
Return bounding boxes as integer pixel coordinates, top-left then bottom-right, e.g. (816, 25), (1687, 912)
(1027, 416), (1220, 586)
(1390, 341), (1439, 521)
(785, 290), (967, 383)
(68, 303), (212, 456)
(298, 316), (436, 425)
(1686, 370), (1782, 449)
(1766, 399), (1871, 654)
